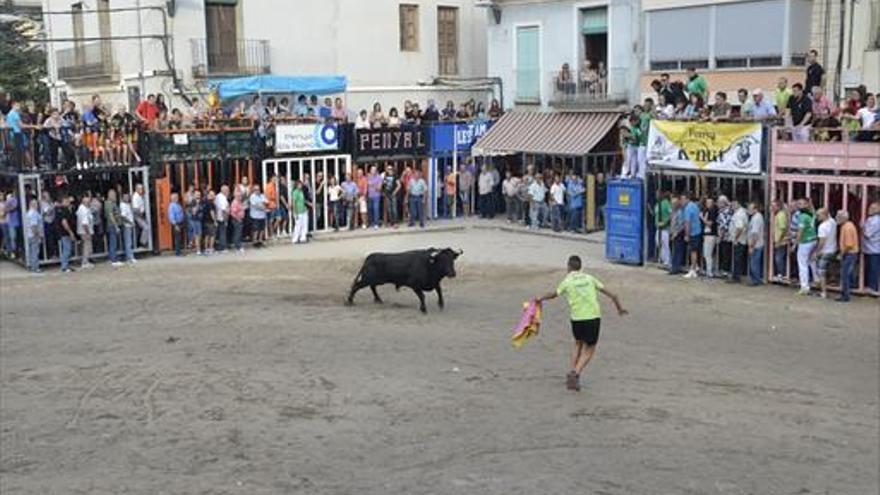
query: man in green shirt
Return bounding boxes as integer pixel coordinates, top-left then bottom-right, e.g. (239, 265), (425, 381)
(792, 198), (818, 294)
(774, 77), (792, 115)
(771, 199), (789, 282)
(685, 67), (708, 102)
(291, 180), (311, 244)
(655, 192), (672, 267)
(636, 102), (652, 180)
(536, 255), (627, 391)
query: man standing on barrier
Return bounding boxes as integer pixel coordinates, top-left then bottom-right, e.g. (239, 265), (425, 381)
(76, 194), (94, 269)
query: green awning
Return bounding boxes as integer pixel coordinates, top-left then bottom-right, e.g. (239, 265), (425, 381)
(581, 8), (607, 35)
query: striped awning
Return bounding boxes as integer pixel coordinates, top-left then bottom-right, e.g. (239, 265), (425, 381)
(473, 111), (621, 157)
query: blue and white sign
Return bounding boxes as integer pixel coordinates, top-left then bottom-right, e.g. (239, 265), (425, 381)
(276, 123), (338, 153)
(429, 120), (494, 154)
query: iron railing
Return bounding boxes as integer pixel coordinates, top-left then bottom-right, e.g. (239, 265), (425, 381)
(548, 67), (629, 108)
(190, 38), (271, 78)
(56, 43), (116, 81)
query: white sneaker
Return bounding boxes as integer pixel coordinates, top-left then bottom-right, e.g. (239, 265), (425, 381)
(683, 270), (696, 279)
(111, 261), (124, 267)
(81, 262), (94, 269)
(238, 248), (245, 254)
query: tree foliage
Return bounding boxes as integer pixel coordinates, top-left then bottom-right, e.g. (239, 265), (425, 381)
(0, 4), (48, 103)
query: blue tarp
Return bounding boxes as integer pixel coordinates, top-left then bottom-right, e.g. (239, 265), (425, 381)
(211, 75), (348, 100)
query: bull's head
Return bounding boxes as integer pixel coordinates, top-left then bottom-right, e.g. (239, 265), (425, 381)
(431, 248), (463, 278)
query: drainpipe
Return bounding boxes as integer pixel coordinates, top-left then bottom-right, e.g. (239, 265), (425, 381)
(136, 0), (146, 95)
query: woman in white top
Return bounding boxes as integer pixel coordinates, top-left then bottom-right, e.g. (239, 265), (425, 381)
(369, 102), (387, 128)
(387, 107), (401, 128)
(327, 176), (343, 230)
(354, 110), (370, 130)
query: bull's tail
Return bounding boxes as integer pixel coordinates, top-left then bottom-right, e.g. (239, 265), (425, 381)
(347, 260), (369, 305)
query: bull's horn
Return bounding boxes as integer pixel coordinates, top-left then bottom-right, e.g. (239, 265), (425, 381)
(456, 249), (464, 255)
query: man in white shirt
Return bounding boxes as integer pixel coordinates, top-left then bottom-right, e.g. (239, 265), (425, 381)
(747, 202), (765, 285)
(132, 183), (149, 246)
(528, 173), (548, 229)
(214, 185), (230, 251)
(730, 201), (749, 283)
(248, 184), (268, 246)
(119, 193), (136, 263)
(550, 175), (566, 232)
(76, 194), (94, 268)
(856, 93), (877, 130)
(502, 171), (522, 224)
(813, 208), (838, 298)
(478, 165), (496, 219)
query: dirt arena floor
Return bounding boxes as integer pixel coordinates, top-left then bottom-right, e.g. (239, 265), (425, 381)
(1, 227), (878, 494)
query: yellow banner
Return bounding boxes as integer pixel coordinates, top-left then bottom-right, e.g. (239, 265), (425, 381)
(648, 121), (763, 174)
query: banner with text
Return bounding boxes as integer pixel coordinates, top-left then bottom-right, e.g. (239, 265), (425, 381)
(276, 123), (339, 153)
(647, 121), (763, 174)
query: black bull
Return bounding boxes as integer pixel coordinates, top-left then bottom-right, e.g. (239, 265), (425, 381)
(346, 248), (463, 313)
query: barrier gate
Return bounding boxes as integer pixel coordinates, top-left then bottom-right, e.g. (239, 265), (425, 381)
(261, 155), (352, 234)
(769, 128), (880, 294)
(17, 165), (154, 267)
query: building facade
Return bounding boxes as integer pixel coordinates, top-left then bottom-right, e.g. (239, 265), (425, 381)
(639, 0), (879, 101)
(484, 0), (642, 109)
(41, 0), (490, 115)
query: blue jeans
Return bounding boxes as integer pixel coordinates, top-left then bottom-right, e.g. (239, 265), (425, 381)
(567, 206), (583, 232)
(26, 237), (41, 271)
(551, 204), (564, 231)
(3, 223), (17, 254)
(369, 197), (381, 227)
(60, 236), (73, 270)
(749, 248), (764, 284)
(866, 253), (880, 292)
(107, 227), (119, 262)
(670, 236), (686, 274)
(385, 195), (398, 225)
(773, 245), (787, 277)
(123, 225), (134, 261)
(232, 220), (243, 250)
(840, 253), (857, 300)
(216, 220), (227, 251)
(408, 195), (424, 227)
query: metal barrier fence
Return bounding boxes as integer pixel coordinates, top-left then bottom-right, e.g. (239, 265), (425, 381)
(769, 127), (880, 295)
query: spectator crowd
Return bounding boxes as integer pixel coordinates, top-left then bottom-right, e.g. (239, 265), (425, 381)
(653, 191), (880, 302)
(0, 91), (503, 171)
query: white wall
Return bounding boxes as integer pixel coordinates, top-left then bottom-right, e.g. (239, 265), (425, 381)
(487, 0), (639, 109)
(44, 0), (490, 111)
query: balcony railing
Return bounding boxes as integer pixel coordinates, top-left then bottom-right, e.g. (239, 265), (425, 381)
(190, 38), (271, 78)
(548, 67), (628, 108)
(56, 42), (116, 82)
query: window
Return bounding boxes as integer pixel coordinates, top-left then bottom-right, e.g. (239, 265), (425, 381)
(205, 2), (238, 73)
(515, 25), (540, 103)
(715, 0), (784, 60)
(648, 7), (711, 68)
(399, 4), (419, 52)
(71, 3), (84, 65)
(437, 6), (458, 75)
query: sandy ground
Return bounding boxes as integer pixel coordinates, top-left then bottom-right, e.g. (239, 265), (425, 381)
(0, 226), (878, 495)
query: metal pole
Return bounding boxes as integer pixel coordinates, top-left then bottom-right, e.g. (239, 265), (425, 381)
(136, 0), (146, 95)
(452, 124), (458, 218)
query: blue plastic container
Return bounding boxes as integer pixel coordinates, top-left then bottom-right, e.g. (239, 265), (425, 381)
(605, 179), (644, 265)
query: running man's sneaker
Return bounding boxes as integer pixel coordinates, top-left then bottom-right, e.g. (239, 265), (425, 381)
(566, 371), (578, 391)
(796, 288), (810, 296)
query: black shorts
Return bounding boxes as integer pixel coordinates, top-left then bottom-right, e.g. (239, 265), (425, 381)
(689, 235), (702, 254)
(252, 218), (266, 231)
(571, 319), (601, 346)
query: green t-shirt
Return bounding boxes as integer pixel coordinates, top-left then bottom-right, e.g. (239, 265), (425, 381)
(638, 113), (651, 146)
(556, 271), (604, 321)
(655, 198), (671, 228)
(798, 211), (817, 244)
(775, 88), (792, 111)
(629, 125), (643, 146)
(687, 75), (708, 100)
(292, 188), (307, 215)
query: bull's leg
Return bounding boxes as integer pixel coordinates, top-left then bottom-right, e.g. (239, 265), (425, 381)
(436, 284), (444, 309)
(347, 280), (368, 305)
(370, 285), (383, 304)
(411, 288), (427, 313)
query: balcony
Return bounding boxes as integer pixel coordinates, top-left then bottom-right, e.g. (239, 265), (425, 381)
(190, 38), (271, 79)
(548, 67), (629, 109)
(56, 43), (117, 83)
